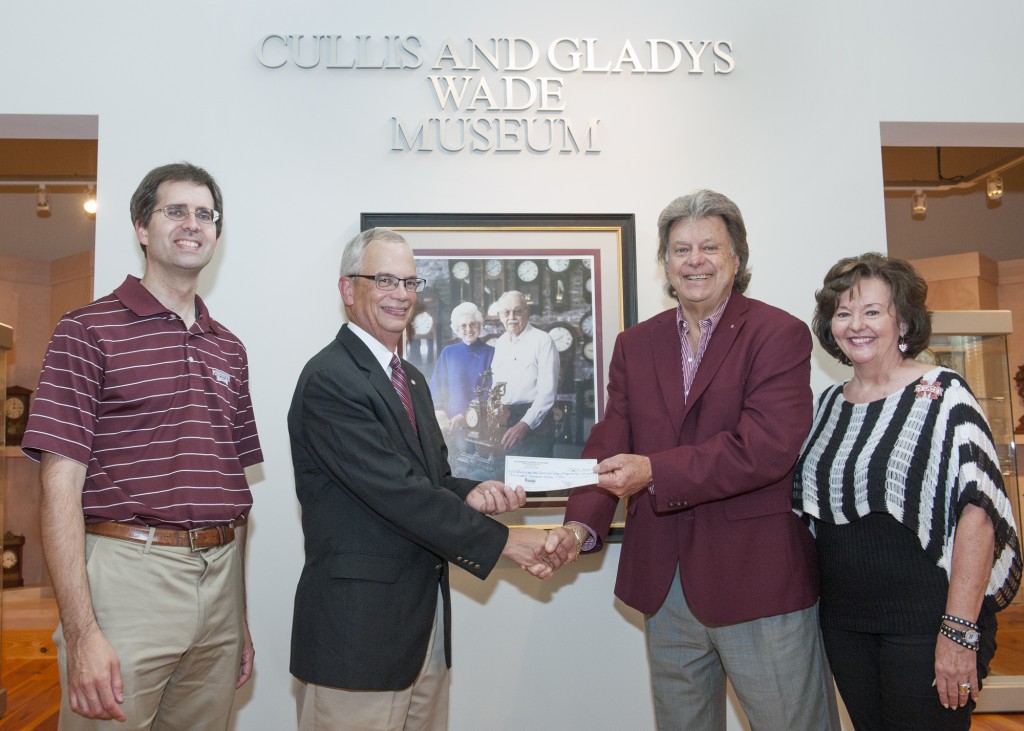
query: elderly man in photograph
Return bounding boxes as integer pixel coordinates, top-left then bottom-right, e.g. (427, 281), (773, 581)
(555, 190), (840, 730)
(489, 290), (559, 459)
(21, 162), (261, 729)
(288, 228), (567, 731)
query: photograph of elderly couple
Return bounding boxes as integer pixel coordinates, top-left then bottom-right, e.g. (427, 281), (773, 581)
(402, 254), (598, 487)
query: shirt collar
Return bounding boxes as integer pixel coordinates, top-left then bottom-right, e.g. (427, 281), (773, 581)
(113, 275), (221, 334)
(676, 293), (731, 336)
(346, 322), (398, 373)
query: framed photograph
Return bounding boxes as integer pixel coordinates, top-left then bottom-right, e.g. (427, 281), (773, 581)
(360, 212), (637, 509)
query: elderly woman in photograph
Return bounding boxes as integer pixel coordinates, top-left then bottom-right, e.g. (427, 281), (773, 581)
(429, 301), (494, 435)
(794, 252), (1021, 730)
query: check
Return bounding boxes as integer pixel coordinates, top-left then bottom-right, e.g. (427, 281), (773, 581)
(504, 456), (598, 492)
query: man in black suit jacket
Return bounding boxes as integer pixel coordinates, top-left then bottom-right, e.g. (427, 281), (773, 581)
(289, 228), (562, 730)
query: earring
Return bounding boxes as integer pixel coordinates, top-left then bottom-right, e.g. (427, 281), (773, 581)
(898, 337), (908, 354)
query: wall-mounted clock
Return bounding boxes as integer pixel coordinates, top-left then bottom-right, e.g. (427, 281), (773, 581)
(517, 260), (539, 283)
(5, 385), (32, 447)
(548, 325), (575, 353)
(579, 313), (593, 338)
(411, 312), (434, 337)
(451, 260), (470, 280)
(583, 341), (596, 361)
(2, 532), (24, 589)
(484, 259), (503, 278)
(547, 258), (570, 273)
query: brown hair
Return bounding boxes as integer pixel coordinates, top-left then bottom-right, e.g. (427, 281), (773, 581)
(813, 252), (931, 366)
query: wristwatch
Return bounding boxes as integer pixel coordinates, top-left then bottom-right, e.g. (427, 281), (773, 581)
(941, 622), (980, 649)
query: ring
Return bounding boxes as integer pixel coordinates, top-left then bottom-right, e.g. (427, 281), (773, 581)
(958, 682), (971, 694)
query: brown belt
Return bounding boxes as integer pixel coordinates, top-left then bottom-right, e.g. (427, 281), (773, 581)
(85, 521), (238, 551)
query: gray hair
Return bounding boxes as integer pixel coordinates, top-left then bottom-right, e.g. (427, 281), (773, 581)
(449, 301), (484, 335)
(340, 228), (408, 278)
(656, 189), (751, 297)
(496, 290), (528, 312)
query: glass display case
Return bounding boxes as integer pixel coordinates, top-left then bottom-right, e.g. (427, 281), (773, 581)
(925, 311), (1019, 536)
(924, 312), (1024, 711)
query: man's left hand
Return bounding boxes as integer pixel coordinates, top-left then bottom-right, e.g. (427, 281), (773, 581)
(236, 622), (254, 689)
(501, 421), (530, 450)
(466, 481), (527, 515)
(595, 454), (653, 499)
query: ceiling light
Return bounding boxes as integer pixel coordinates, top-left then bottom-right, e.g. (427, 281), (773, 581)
(912, 189), (927, 215)
(36, 184), (50, 214)
(986, 175), (1004, 201)
(83, 184), (97, 215)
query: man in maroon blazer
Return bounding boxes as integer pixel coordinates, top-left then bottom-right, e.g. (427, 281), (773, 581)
(557, 191), (839, 729)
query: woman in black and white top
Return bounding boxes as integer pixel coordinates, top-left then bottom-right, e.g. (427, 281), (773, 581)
(794, 252), (1021, 730)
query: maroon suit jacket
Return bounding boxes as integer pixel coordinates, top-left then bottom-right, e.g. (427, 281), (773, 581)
(565, 292), (819, 623)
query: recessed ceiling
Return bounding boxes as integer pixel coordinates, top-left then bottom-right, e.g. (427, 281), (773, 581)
(882, 146), (1024, 190)
(0, 138), (97, 262)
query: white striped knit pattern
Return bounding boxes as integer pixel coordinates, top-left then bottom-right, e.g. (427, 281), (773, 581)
(794, 367), (1022, 609)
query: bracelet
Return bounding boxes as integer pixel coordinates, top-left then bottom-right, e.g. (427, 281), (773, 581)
(563, 523), (584, 563)
(939, 623), (980, 651)
(942, 614), (979, 631)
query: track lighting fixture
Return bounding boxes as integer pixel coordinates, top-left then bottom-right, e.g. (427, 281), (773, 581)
(986, 176), (1004, 201)
(912, 189), (927, 215)
(36, 184), (51, 214)
(83, 184), (97, 214)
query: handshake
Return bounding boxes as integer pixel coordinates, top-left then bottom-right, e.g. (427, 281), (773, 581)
(504, 524), (583, 579)
(465, 480), (586, 580)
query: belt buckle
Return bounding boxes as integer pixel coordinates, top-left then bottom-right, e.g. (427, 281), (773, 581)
(187, 527), (207, 552)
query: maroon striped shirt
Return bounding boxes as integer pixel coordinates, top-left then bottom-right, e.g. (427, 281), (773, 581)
(22, 276), (262, 529)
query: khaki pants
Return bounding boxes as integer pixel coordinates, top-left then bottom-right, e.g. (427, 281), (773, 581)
(297, 590), (449, 731)
(54, 532), (244, 730)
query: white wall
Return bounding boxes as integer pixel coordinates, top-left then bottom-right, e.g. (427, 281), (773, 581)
(4, 2), (1024, 728)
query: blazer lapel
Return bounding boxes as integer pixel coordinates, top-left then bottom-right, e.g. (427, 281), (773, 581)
(649, 311), (688, 438)
(338, 327), (428, 468)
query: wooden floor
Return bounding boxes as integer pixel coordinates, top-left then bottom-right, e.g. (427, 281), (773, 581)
(1, 588), (1024, 729)
(1, 587), (59, 730)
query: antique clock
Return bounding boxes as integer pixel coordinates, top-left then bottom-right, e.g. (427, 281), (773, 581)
(5, 385), (32, 446)
(546, 322), (578, 389)
(515, 259), (541, 305)
(547, 257), (572, 311)
(484, 259), (503, 279)
(2, 532), (25, 589)
(407, 289), (439, 364)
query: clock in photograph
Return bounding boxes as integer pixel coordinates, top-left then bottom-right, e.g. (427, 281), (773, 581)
(5, 385), (33, 447)
(548, 325), (575, 353)
(578, 313), (594, 338)
(582, 341), (596, 361)
(484, 259), (503, 278)
(516, 260), (539, 283)
(411, 312), (434, 337)
(547, 257), (570, 273)
(451, 260), (470, 281)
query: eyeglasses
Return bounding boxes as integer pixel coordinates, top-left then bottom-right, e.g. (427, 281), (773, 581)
(154, 206), (221, 225)
(347, 274), (426, 293)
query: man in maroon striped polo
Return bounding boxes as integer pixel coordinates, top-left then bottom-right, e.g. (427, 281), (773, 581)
(21, 162), (262, 729)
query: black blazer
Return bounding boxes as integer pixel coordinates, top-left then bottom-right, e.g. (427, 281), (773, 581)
(289, 325), (509, 690)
